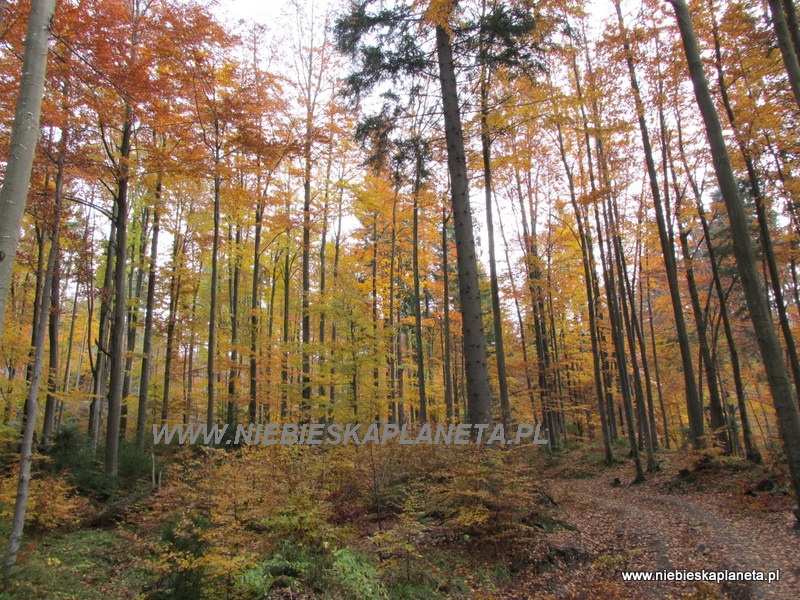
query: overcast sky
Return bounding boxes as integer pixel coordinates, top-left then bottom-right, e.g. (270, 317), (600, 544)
(215, 0), (273, 24)
(216, 0), (336, 26)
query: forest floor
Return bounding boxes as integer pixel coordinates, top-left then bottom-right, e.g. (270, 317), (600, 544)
(497, 449), (800, 600)
(2, 440), (799, 599)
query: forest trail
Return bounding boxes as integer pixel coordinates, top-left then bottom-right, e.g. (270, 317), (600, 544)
(519, 462), (800, 599)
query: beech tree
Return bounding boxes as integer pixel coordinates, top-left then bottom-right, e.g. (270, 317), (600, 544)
(0, 0), (57, 344)
(669, 0), (800, 518)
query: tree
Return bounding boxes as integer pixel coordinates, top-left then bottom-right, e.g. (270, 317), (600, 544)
(336, 0), (496, 425)
(669, 0), (800, 521)
(0, 0), (57, 344)
(767, 0), (800, 109)
(613, 0), (703, 449)
(469, 0), (539, 430)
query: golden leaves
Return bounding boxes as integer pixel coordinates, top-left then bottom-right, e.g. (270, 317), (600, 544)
(419, 0), (458, 31)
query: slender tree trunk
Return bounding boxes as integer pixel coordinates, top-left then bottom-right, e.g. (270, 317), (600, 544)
(557, 123), (613, 465)
(480, 64), (510, 430)
(43, 133), (67, 448)
(227, 224), (242, 425)
(674, 112), (762, 462)
(570, 47), (618, 443)
(105, 105), (133, 476)
(42, 234), (60, 448)
(263, 257), (279, 422)
(633, 224), (659, 449)
(388, 182), (399, 422)
(90, 207), (117, 450)
(281, 251), (291, 420)
(300, 134), (312, 417)
(137, 193), (160, 450)
(331, 193), (344, 407)
(442, 207), (454, 423)
(768, 0), (800, 109)
(161, 233), (183, 424)
(121, 210), (148, 441)
(185, 278), (200, 423)
(25, 226), (46, 390)
(674, 185), (731, 451)
(371, 216), (380, 416)
(5, 224), (58, 569)
(411, 158), (427, 422)
(60, 267), (81, 419)
(497, 200), (538, 422)
(207, 161), (221, 431)
(250, 197), (265, 423)
(318, 145), (334, 403)
(644, 260), (670, 449)
(611, 203), (656, 470)
(599, 192), (645, 482)
(615, 0), (703, 448)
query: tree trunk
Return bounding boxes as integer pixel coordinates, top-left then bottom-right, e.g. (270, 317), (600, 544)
(0, 0), (57, 342)
(105, 106), (133, 476)
(5, 223), (58, 568)
(674, 107), (761, 463)
(556, 122), (613, 465)
(611, 202), (656, 470)
(300, 133), (312, 417)
(480, 65), (510, 430)
(42, 132), (67, 448)
(674, 183), (731, 452)
(497, 198), (538, 424)
(207, 164), (220, 431)
(161, 231), (183, 425)
(121, 210), (148, 442)
(708, 2), (800, 409)
(137, 193), (160, 451)
(411, 157), (427, 422)
(388, 182), (399, 422)
(281, 251), (291, 420)
(570, 47), (619, 444)
(227, 224), (242, 425)
(768, 0), (800, 109)
(442, 207), (454, 423)
(615, 0), (703, 448)
(644, 258), (670, 449)
(250, 196), (265, 423)
(598, 190), (645, 482)
(435, 25), (492, 426)
(669, 0), (800, 518)
(42, 233), (60, 448)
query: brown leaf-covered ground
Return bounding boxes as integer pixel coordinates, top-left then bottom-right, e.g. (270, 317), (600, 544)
(491, 451), (800, 600)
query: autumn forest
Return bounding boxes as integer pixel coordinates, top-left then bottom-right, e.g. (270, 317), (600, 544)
(0, 0), (799, 597)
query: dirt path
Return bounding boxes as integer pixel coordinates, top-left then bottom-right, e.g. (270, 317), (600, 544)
(511, 465), (800, 599)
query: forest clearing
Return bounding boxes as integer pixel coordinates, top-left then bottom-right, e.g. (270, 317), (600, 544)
(2, 0), (800, 597)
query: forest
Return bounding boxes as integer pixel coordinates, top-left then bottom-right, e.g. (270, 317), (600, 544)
(0, 0), (799, 597)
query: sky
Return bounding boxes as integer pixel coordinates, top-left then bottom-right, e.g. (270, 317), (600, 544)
(215, 0), (335, 28)
(215, 0), (274, 24)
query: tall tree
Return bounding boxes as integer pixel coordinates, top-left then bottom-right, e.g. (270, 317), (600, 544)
(335, 0), (493, 425)
(669, 0), (800, 520)
(613, 0), (703, 449)
(434, 16), (492, 426)
(0, 0), (57, 344)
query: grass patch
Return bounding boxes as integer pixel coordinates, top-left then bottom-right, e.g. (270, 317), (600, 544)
(0, 528), (149, 599)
